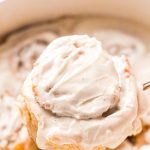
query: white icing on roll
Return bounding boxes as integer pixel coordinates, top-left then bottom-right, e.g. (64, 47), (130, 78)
(73, 19), (150, 127)
(0, 93), (28, 149)
(22, 35), (142, 149)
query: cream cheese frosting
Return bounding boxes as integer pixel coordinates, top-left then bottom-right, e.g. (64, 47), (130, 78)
(72, 18), (150, 126)
(22, 35), (142, 149)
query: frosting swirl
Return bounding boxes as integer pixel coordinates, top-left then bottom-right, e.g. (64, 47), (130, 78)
(22, 35), (142, 149)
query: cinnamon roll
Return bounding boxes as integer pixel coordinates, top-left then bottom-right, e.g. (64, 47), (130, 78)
(20, 35), (142, 150)
(0, 29), (58, 149)
(0, 92), (38, 150)
(7, 32), (57, 80)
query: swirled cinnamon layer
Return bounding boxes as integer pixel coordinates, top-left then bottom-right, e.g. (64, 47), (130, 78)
(7, 32), (57, 80)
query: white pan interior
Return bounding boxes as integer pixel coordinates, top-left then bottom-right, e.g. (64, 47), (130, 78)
(0, 0), (150, 36)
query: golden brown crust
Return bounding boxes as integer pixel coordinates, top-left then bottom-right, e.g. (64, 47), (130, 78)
(13, 138), (38, 150)
(20, 96), (38, 142)
(134, 126), (149, 147)
(17, 97), (39, 150)
(45, 142), (105, 150)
